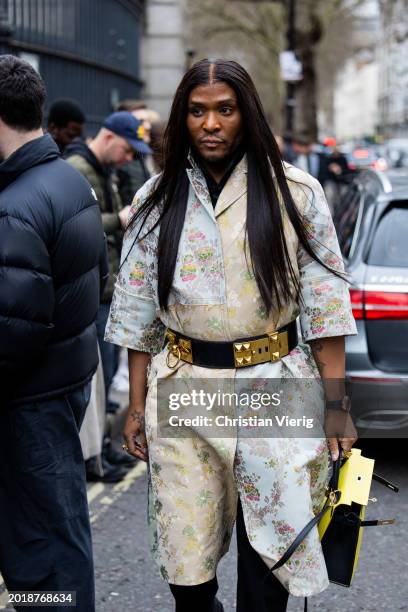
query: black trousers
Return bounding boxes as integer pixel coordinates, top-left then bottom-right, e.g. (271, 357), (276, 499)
(170, 497), (289, 612)
(0, 384), (95, 612)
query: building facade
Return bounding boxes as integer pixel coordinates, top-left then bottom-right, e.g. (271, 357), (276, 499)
(141, 0), (186, 118)
(0, 0), (144, 132)
(332, 0), (380, 142)
(334, 58), (379, 142)
(378, 0), (408, 137)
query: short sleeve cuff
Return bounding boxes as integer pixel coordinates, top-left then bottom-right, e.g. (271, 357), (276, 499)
(104, 288), (165, 354)
(299, 275), (357, 342)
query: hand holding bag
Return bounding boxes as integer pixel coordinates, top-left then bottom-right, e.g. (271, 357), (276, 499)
(268, 448), (399, 610)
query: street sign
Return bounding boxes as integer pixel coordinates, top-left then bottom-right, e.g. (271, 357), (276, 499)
(279, 51), (302, 82)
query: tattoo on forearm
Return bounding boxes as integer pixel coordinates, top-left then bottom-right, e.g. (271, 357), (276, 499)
(313, 341), (323, 353)
(130, 411), (145, 429)
(311, 341), (327, 371)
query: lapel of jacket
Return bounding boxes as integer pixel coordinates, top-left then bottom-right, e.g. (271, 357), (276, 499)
(214, 155), (248, 218)
(185, 153), (215, 222)
(185, 152), (249, 223)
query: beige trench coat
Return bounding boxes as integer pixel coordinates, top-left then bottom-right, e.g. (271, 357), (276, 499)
(105, 156), (357, 597)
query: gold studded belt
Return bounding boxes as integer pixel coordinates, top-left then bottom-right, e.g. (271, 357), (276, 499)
(164, 320), (298, 369)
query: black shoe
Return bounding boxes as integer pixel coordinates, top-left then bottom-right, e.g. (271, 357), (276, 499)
(104, 442), (137, 468)
(85, 457), (128, 483)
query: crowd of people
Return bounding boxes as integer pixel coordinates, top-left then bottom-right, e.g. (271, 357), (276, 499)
(278, 134), (352, 214)
(46, 96), (166, 483)
(0, 53), (166, 610)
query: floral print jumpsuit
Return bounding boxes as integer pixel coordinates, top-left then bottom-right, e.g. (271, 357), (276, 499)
(105, 155), (357, 597)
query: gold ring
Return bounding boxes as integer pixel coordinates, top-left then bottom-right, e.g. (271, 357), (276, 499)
(122, 443), (129, 452)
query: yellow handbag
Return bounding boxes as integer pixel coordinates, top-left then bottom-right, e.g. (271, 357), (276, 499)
(269, 448), (399, 610)
(318, 448), (398, 587)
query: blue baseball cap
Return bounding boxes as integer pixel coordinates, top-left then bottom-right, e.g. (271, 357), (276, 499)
(103, 111), (152, 155)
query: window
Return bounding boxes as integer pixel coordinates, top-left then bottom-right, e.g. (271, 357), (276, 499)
(335, 184), (362, 259)
(368, 205), (408, 268)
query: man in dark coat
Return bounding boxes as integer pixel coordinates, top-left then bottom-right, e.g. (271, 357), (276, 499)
(289, 135), (331, 188)
(0, 55), (106, 611)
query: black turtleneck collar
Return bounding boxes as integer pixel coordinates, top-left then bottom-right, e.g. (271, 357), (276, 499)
(191, 144), (246, 207)
(0, 134), (60, 192)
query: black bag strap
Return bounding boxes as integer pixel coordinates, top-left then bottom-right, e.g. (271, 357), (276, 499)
(361, 518), (395, 526)
(329, 450), (342, 490)
(268, 493), (337, 574)
(372, 472), (399, 493)
(268, 453), (343, 574)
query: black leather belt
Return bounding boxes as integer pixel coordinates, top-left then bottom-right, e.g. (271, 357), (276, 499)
(164, 320), (298, 369)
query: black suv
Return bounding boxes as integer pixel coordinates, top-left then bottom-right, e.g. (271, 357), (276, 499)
(334, 169), (408, 437)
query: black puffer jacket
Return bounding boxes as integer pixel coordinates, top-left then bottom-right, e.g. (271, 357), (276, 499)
(0, 134), (107, 405)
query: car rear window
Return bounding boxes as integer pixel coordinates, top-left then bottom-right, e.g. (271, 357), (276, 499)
(368, 205), (408, 267)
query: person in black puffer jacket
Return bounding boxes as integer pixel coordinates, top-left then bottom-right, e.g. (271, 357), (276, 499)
(0, 55), (106, 612)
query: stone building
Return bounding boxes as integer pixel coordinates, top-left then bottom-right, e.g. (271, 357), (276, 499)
(332, 0), (380, 142)
(378, 0), (408, 137)
(141, 0), (186, 118)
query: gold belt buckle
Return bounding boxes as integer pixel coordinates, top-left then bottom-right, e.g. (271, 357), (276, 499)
(268, 330), (289, 362)
(233, 341), (255, 367)
(165, 330), (193, 369)
(233, 330), (289, 368)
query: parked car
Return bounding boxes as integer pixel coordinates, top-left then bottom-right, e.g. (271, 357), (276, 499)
(383, 138), (408, 169)
(334, 168), (408, 438)
(346, 146), (388, 172)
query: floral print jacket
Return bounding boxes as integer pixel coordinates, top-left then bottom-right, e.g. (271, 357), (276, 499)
(105, 155), (357, 596)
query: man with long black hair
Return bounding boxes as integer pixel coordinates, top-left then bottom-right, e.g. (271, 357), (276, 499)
(106, 59), (357, 611)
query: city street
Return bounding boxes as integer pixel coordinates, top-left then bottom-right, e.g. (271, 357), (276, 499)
(1, 439), (405, 612)
(1, 1), (407, 612)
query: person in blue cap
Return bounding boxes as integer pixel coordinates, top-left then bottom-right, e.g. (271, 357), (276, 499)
(66, 111), (152, 482)
(115, 101), (156, 207)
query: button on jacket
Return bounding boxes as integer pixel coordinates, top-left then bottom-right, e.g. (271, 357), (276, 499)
(0, 135), (107, 404)
(105, 155), (357, 596)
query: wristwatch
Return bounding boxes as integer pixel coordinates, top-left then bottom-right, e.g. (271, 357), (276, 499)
(325, 396), (351, 412)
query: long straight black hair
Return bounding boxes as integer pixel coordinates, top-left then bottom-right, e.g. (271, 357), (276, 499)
(127, 59), (343, 313)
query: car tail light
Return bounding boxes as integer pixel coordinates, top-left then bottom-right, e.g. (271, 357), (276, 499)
(354, 149), (369, 159)
(350, 289), (364, 319)
(365, 291), (408, 319)
(372, 158), (388, 172)
(350, 288), (408, 320)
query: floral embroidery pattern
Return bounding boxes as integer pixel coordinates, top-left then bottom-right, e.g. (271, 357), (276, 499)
(180, 256), (197, 282)
(272, 519), (296, 544)
(105, 158), (356, 595)
(129, 261), (145, 286)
